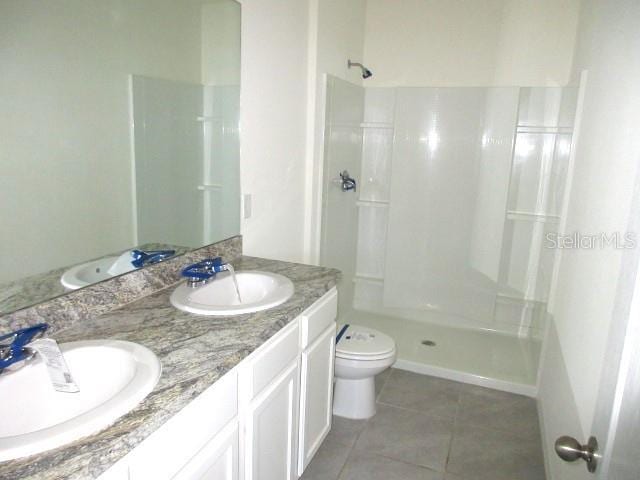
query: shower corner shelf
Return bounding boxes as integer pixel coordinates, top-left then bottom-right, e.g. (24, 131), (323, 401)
(360, 122), (394, 129)
(196, 115), (223, 122)
(516, 125), (573, 134)
(506, 210), (560, 223)
(353, 274), (384, 283)
(197, 184), (223, 191)
(356, 199), (389, 208)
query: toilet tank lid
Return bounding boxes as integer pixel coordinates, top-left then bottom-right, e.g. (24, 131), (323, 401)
(336, 324), (395, 357)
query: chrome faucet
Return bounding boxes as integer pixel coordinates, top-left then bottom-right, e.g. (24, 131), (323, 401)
(0, 323), (48, 376)
(181, 257), (231, 288)
(339, 170), (357, 192)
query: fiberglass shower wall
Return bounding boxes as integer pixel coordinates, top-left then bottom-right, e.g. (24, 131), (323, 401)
(321, 75), (577, 338)
(383, 87), (519, 328)
(320, 77), (364, 314)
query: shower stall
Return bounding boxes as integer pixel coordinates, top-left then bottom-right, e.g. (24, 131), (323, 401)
(320, 75), (577, 395)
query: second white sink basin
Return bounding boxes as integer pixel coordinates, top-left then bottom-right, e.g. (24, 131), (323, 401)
(0, 340), (161, 461)
(170, 270), (294, 316)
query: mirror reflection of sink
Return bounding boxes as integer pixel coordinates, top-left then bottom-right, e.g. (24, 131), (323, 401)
(60, 256), (125, 290)
(0, 340), (161, 461)
(170, 270), (294, 316)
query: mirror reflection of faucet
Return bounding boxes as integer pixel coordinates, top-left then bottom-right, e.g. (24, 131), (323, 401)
(109, 249), (176, 275)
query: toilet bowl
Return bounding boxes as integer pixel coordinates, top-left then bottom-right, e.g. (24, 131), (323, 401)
(333, 324), (396, 419)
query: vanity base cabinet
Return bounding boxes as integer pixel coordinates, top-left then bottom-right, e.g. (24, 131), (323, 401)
(298, 323), (336, 475)
(242, 360), (299, 480)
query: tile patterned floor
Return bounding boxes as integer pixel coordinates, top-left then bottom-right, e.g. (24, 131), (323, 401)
(302, 369), (546, 480)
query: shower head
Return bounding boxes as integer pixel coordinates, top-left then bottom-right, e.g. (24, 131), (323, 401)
(348, 59), (373, 79)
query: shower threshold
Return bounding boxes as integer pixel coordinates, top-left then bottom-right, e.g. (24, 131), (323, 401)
(343, 309), (541, 397)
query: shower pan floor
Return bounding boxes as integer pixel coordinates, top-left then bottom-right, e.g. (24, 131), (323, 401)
(343, 309), (541, 397)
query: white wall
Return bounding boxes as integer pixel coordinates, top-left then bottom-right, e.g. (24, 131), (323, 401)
(0, 0), (204, 283)
(537, 1), (640, 478)
(313, 0), (367, 87)
(202, 1), (241, 85)
(362, 0), (580, 87)
(238, 0), (311, 262)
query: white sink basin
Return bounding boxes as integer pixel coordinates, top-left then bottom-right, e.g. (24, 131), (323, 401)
(170, 270), (294, 316)
(60, 256), (126, 290)
(0, 340), (161, 461)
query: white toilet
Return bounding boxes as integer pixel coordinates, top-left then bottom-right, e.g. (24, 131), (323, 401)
(333, 324), (396, 419)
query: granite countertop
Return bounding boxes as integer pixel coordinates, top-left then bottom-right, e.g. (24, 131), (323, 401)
(0, 256), (340, 480)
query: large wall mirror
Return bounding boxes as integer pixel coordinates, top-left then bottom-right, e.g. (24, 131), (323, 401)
(0, 0), (241, 314)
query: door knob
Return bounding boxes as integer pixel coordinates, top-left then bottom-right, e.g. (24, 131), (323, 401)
(554, 435), (598, 473)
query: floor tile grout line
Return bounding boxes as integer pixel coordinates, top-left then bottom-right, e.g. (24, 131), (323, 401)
(369, 451), (448, 474)
(355, 394), (456, 476)
(339, 449), (448, 478)
(448, 418), (544, 442)
(376, 369), (394, 401)
(333, 412), (373, 480)
(335, 427), (362, 480)
(375, 400), (458, 423)
(444, 392), (464, 474)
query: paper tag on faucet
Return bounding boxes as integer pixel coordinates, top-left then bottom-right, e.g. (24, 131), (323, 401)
(29, 338), (80, 393)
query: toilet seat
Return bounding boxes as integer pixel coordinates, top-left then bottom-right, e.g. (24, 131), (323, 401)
(336, 325), (395, 361)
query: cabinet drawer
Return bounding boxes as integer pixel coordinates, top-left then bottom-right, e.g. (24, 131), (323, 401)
(300, 288), (338, 348)
(128, 370), (238, 479)
(241, 320), (299, 400)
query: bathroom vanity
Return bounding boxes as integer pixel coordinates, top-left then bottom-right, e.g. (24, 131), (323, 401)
(0, 249), (340, 480)
(107, 287), (337, 480)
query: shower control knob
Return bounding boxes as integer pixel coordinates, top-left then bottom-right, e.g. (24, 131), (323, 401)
(554, 435), (598, 473)
(339, 170), (357, 192)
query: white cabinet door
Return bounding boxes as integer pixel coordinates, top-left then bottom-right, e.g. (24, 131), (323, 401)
(173, 419), (239, 480)
(243, 360), (299, 480)
(298, 323), (336, 475)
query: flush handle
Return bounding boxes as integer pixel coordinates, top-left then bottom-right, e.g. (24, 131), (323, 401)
(554, 435), (598, 473)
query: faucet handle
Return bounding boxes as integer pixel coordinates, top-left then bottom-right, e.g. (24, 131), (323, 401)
(181, 257), (227, 286)
(339, 170), (357, 192)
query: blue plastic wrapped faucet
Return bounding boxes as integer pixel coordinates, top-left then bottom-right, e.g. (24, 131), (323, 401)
(0, 323), (49, 374)
(181, 257), (229, 287)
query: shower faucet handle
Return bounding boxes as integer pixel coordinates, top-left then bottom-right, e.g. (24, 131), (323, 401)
(339, 170), (357, 192)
